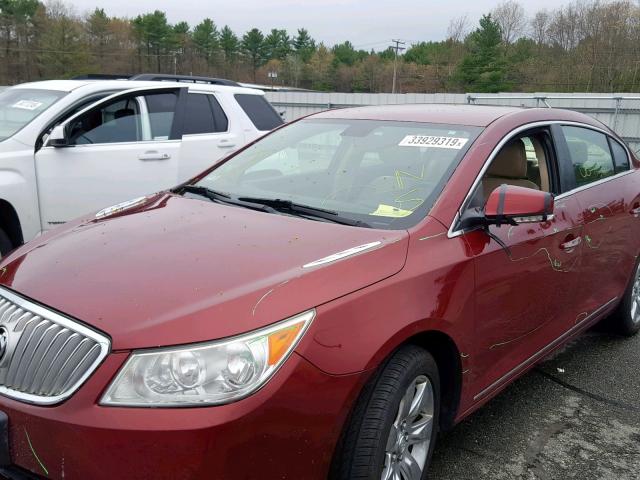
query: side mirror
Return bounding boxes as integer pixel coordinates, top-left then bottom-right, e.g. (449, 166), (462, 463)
(47, 125), (69, 147)
(484, 185), (554, 225)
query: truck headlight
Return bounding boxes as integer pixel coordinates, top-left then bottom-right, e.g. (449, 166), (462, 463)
(100, 310), (315, 407)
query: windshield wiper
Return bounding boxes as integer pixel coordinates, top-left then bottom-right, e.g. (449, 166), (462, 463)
(177, 186), (369, 227)
(175, 185), (277, 213)
(237, 196), (370, 227)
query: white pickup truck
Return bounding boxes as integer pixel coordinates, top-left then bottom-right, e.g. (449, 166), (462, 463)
(0, 74), (284, 256)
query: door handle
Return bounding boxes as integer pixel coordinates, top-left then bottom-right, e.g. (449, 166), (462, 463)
(138, 151), (171, 161)
(560, 236), (582, 252)
(218, 139), (236, 149)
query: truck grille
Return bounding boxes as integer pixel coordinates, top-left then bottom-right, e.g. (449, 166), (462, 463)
(0, 287), (110, 405)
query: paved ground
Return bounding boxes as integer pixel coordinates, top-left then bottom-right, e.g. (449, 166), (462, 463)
(429, 325), (640, 479)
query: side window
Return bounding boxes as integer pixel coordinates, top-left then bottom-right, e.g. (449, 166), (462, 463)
(209, 95), (228, 132)
(234, 94), (283, 131)
(562, 126), (615, 187)
(67, 96), (142, 145)
(609, 138), (630, 173)
(475, 132), (552, 204)
(37, 93), (115, 149)
(144, 92), (178, 140)
(183, 93), (228, 135)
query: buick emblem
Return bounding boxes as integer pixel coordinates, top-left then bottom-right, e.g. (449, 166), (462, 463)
(0, 327), (7, 361)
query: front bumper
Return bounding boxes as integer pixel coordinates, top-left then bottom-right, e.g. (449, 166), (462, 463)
(0, 351), (367, 480)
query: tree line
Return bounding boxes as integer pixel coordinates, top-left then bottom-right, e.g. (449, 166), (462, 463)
(1, 0), (640, 93)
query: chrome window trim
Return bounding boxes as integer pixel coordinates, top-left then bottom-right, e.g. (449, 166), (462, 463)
(554, 169), (634, 200)
(0, 286), (111, 405)
(42, 139), (181, 149)
(447, 120), (636, 239)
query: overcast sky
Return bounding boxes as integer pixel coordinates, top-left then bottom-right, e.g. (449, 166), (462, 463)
(65, 0), (576, 48)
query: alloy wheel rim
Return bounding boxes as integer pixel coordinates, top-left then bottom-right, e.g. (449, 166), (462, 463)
(631, 265), (640, 324)
(381, 375), (434, 480)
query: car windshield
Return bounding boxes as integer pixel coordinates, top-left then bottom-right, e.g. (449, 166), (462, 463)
(195, 118), (481, 229)
(0, 88), (66, 141)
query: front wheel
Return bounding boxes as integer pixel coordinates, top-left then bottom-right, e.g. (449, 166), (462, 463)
(334, 345), (440, 480)
(0, 228), (12, 259)
(608, 258), (640, 336)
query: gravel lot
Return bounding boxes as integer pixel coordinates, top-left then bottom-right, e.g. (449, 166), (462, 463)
(429, 325), (640, 480)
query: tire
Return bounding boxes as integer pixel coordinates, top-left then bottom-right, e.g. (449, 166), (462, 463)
(607, 257), (640, 336)
(0, 228), (11, 259)
(333, 345), (440, 480)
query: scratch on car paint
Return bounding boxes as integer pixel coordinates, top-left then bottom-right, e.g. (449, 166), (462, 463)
(24, 427), (48, 476)
(0, 267), (6, 277)
(313, 337), (342, 349)
(585, 235), (601, 249)
(508, 247), (579, 273)
(419, 232), (446, 241)
(575, 312), (588, 324)
(507, 226), (516, 239)
(462, 369), (471, 375)
(251, 281), (289, 316)
(489, 323), (546, 350)
(460, 352), (469, 358)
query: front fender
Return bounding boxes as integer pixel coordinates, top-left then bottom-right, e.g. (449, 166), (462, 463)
(0, 144), (40, 242)
(296, 223), (476, 376)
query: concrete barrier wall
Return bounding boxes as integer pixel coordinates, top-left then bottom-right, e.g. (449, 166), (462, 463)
(265, 91), (640, 153)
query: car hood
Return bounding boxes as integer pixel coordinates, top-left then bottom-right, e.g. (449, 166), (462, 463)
(0, 194), (409, 349)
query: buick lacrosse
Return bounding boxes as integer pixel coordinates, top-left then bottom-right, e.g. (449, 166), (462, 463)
(0, 104), (637, 479)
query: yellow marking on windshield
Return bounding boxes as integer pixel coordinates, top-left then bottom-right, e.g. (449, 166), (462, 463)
(393, 189), (424, 210)
(394, 164), (425, 189)
(370, 204), (413, 218)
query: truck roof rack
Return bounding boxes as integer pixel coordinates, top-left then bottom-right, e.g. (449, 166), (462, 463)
(72, 74), (132, 80)
(129, 74), (240, 87)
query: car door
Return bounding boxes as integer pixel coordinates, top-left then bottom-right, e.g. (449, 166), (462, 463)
(176, 90), (245, 182)
(34, 87), (186, 230)
(555, 124), (639, 316)
(461, 127), (585, 398)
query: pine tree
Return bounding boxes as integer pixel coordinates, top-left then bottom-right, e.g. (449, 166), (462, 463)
(241, 28), (265, 81)
(456, 14), (509, 92)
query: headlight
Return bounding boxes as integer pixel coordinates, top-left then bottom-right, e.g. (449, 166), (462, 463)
(100, 310), (315, 407)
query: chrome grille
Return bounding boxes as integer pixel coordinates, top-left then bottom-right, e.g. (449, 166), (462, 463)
(0, 287), (110, 405)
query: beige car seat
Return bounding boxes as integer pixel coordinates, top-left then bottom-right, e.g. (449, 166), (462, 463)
(482, 140), (540, 200)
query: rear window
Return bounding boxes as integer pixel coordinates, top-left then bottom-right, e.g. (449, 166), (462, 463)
(234, 94), (283, 131)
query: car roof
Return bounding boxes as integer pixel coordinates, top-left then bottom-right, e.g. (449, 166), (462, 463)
(310, 104), (576, 127)
(10, 79), (264, 95)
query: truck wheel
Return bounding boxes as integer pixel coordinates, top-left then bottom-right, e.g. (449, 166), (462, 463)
(608, 258), (640, 336)
(334, 345), (440, 480)
(0, 228), (12, 258)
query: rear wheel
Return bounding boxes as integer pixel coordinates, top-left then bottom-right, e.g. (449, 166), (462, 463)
(608, 258), (640, 336)
(333, 345), (440, 480)
(0, 228), (12, 259)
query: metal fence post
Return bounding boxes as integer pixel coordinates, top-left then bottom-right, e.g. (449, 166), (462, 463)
(613, 96), (622, 132)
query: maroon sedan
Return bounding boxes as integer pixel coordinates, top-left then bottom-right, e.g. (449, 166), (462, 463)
(0, 104), (638, 480)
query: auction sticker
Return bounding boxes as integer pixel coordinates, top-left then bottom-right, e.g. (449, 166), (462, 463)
(11, 100), (43, 111)
(399, 135), (468, 149)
